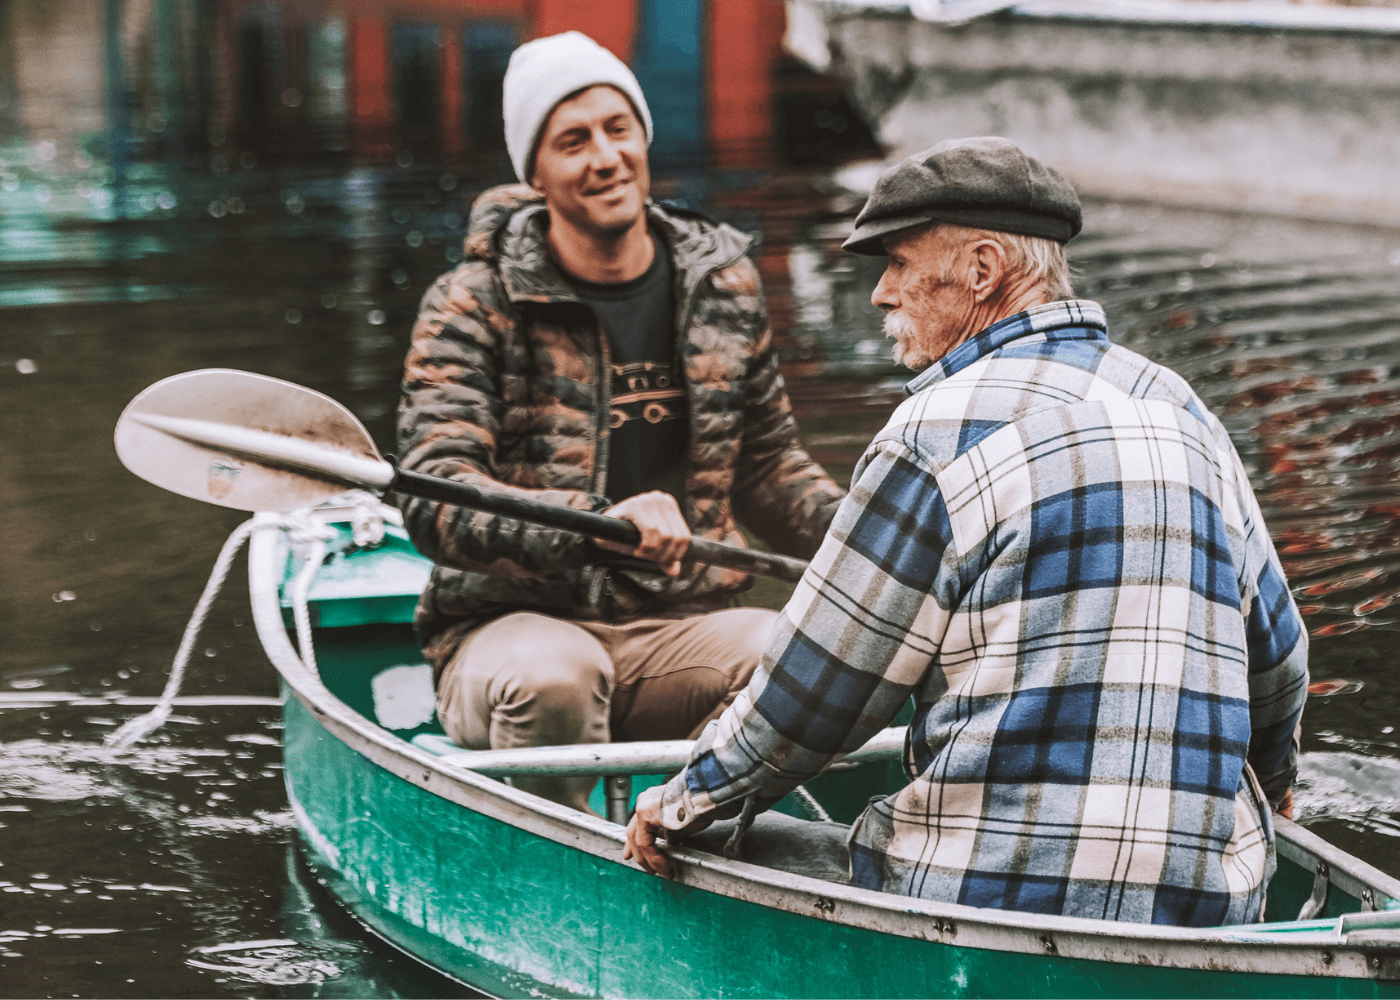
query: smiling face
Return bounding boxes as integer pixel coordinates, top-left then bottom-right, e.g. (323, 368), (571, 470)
(530, 85), (650, 242)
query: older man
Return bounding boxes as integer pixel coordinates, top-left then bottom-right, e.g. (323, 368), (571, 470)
(626, 137), (1309, 927)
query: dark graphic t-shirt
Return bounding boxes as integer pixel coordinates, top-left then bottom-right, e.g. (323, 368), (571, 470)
(562, 232), (689, 506)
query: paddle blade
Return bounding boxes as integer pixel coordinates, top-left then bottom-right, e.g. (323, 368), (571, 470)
(115, 369), (395, 513)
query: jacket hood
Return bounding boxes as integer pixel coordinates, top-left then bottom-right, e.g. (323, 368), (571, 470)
(462, 184), (543, 262)
(460, 183), (753, 306)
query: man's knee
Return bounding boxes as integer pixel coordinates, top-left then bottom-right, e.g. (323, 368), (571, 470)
(707, 608), (779, 691)
(437, 614), (611, 811)
(611, 608), (779, 742)
(493, 654), (613, 718)
(486, 616), (613, 708)
(475, 614), (613, 746)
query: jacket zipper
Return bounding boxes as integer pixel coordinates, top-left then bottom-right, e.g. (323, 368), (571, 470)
(676, 245), (749, 532)
(585, 234), (749, 613)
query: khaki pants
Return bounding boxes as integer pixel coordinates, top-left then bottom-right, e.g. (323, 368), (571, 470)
(435, 608), (778, 811)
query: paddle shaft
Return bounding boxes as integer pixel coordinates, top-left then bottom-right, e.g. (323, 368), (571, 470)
(112, 369), (810, 583)
(391, 468), (809, 584)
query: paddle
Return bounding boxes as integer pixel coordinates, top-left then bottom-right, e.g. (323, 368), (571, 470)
(113, 369), (810, 583)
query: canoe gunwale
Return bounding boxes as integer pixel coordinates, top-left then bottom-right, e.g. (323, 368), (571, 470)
(247, 512), (1400, 985)
(1275, 818), (1400, 920)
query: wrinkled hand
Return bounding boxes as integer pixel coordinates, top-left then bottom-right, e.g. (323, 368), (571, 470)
(1276, 786), (1294, 821)
(596, 491), (689, 577)
(623, 785), (674, 878)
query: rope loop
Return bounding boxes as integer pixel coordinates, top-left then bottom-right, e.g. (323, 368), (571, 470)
(106, 509), (336, 752)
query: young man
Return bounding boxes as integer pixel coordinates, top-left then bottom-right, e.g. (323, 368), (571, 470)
(396, 32), (843, 811)
(625, 137), (1308, 928)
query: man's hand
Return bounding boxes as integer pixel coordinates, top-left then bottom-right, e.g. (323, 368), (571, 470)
(596, 491), (690, 577)
(623, 785), (675, 878)
(1276, 786), (1294, 821)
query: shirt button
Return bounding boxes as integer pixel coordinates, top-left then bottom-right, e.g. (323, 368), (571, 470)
(677, 806), (687, 821)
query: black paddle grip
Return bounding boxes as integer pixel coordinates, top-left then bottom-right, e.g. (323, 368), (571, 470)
(391, 469), (642, 546)
(390, 468), (808, 583)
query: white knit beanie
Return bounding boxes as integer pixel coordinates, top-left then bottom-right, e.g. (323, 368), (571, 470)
(502, 31), (654, 183)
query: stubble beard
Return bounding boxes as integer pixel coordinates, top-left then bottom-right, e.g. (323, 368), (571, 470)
(582, 183), (645, 241)
(595, 212), (639, 240)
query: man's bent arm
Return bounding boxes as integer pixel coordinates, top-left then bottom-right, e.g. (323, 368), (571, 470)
(397, 267), (610, 575)
(658, 443), (956, 829)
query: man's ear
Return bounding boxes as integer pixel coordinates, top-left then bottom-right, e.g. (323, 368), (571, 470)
(969, 240), (1007, 302)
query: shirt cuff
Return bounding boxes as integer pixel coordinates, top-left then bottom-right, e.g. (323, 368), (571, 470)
(658, 771), (696, 832)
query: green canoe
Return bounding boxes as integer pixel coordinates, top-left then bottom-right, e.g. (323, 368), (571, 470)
(248, 502), (1400, 999)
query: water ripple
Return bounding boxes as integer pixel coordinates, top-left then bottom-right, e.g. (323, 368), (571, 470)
(1295, 751), (1400, 837)
(187, 938), (345, 987)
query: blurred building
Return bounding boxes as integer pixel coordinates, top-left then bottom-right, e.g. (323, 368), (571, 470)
(0, 0), (876, 175)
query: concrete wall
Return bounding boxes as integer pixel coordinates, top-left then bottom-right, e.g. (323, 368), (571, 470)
(788, 0), (1400, 225)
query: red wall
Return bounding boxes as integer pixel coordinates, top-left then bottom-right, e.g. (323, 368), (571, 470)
(531, 0), (637, 59)
(441, 29), (464, 159)
(708, 0), (786, 166)
(350, 17), (392, 154)
(225, 0), (791, 165)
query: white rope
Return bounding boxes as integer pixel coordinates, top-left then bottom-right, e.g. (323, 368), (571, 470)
(348, 491), (387, 549)
(287, 527), (328, 676)
(106, 512), (338, 751)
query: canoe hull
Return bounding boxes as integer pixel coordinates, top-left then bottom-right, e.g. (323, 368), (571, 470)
(281, 683), (1400, 999)
(255, 512), (1400, 998)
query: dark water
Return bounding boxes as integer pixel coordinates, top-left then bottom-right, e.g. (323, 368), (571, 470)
(4, 150), (1400, 998)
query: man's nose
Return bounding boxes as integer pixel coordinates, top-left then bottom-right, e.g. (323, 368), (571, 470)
(589, 131), (623, 173)
(871, 267), (897, 310)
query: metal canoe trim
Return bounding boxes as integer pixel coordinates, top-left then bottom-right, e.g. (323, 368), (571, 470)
(1297, 860), (1332, 922)
(1276, 815), (1400, 916)
(432, 728), (906, 776)
(247, 513), (1400, 984)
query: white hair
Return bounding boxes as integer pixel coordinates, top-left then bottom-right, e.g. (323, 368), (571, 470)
(940, 224), (1074, 300)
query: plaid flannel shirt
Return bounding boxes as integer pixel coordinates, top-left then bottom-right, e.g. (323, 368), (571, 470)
(658, 299), (1308, 927)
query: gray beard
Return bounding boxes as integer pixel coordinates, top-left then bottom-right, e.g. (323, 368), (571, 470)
(883, 310), (932, 372)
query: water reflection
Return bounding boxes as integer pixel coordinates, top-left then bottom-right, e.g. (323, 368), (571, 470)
(0, 703), (473, 997)
(1297, 751), (1400, 838)
(186, 939), (345, 989)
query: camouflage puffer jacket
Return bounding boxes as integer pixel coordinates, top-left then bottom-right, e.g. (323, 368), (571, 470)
(397, 185), (845, 678)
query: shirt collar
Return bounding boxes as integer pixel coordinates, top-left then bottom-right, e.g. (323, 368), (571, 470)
(903, 298), (1109, 396)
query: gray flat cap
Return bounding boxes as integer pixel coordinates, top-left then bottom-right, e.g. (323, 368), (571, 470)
(843, 137), (1082, 255)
